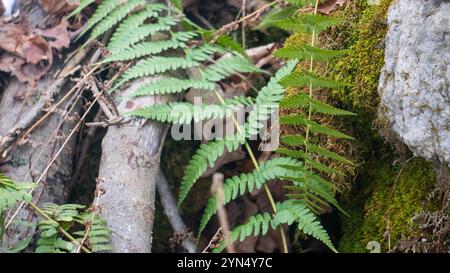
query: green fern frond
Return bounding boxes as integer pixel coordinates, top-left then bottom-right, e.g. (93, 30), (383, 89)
(128, 78), (215, 97)
(197, 157), (302, 239)
(201, 55), (264, 82)
(282, 135), (353, 164)
(276, 148), (344, 176)
(274, 45), (347, 61)
(111, 57), (200, 92)
(110, 16), (180, 53)
(273, 14), (344, 34)
(89, 0), (147, 41)
(178, 136), (245, 206)
(212, 212), (273, 253)
(256, 6), (297, 30)
(79, 0), (123, 37)
(279, 71), (347, 89)
(246, 59), (298, 137)
(74, 214), (112, 252)
(0, 173), (34, 213)
(107, 4), (167, 52)
(68, 0), (95, 18)
(214, 35), (248, 57)
(186, 44), (229, 62)
(273, 200), (337, 252)
(280, 93), (356, 116)
(101, 31), (198, 63)
(41, 203), (85, 222)
(285, 0), (323, 6)
(128, 96), (254, 124)
(280, 115), (354, 139)
(284, 182), (348, 216)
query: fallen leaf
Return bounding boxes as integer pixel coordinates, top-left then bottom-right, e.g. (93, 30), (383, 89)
(317, 0), (349, 15)
(21, 35), (51, 64)
(38, 18), (71, 50)
(0, 53), (50, 85)
(38, 0), (78, 15)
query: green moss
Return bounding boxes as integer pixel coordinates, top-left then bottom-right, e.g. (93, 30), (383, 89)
(339, 158), (437, 253)
(328, 0), (392, 124)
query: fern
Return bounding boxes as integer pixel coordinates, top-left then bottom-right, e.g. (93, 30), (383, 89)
(273, 14), (344, 34)
(246, 59), (298, 137)
(36, 204), (111, 253)
(127, 78), (215, 97)
(128, 96), (255, 124)
(201, 55), (265, 82)
(101, 31), (198, 63)
(74, 213), (112, 252)
(273, 200), (337, 252)
(281, 115), (353, 139)
(280, 93), (355, 116)
(212, 212), (273, 253)
(275, 44), (347, 61)
(178, 136), (245, 206)
(89, 0), (147, 41)
(79, 0), (123, 37)
(197, 157), (302, 239)
(74, 0), (350, 253)
(279, 71), (347, 89)
(0, 173), (34, 214)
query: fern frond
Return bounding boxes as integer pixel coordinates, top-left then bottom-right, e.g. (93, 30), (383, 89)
(280, 93), (355, 116)
(74, 214), (112, 252)
(128, 78), (215, 97)
(178, 136), (245, 206)
(246, 59), (298, 137)
(276, 148), (344, 176)
(111, 57), (200, 92)
(282, 135), (353, 164)
(128, 96), (254, 124)
(274, 45), (347, 61)
(198, 157), (302, 238)
(279, 71), (347, 89)
(280, 115), (353, 139)
(285, 0), (323, 6)
(79, 0), (123, 37)
(110, 16), (180, 53)
(107, 4), (167, 52)
(273, 200), (337, 252)
(212, 212), (273, 253)
(89, 0), (147, 41)
(273, 14), (343, 34)
(0, 173), (34, 213)
(101, 32), (198, 63)
(201, 55), (264, 82)
(256, 6), (297, 30)
(68, 0), (95, 18)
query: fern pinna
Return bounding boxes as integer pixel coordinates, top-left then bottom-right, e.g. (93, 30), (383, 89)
(261, 0), (355, 243)
(74, 0), (352, 252)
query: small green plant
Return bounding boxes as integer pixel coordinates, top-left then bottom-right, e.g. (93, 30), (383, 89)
(71, 0), (355, 253)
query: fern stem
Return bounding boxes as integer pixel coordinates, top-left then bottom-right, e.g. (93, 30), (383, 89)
(214, 90), (289, 253)
(304, 0), (320, 166)
(28, 202), (92, 253)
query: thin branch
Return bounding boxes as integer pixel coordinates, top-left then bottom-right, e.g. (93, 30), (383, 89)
(157, 169), (197, 253)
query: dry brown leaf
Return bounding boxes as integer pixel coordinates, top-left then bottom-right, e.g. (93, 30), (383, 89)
(318, 0), (349, 15)
(38, 0), (78, 15)
(38, 18), (71, 50)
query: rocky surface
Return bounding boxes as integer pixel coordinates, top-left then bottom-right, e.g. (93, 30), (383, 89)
(378, 0), (450, 166)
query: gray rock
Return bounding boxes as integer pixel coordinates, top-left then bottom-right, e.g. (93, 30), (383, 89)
(378, 0), (450, 166)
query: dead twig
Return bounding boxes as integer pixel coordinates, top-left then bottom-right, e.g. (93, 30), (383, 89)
(157, 169), (197, 253)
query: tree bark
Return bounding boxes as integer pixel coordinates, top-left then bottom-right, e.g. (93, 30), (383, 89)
(96, 78), (171, 253)
(0, 2), (84, 247)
